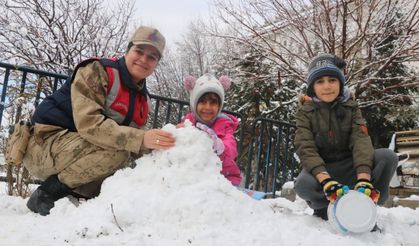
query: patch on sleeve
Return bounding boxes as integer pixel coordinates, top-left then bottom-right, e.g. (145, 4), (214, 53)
(360, 125), (369, 135)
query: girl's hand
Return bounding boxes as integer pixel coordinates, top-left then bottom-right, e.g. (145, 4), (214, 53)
(176, 123), (185, 128)
(196, 122), (224, 155)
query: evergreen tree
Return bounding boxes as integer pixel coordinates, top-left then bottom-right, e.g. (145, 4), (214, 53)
(361, 12), (419, 147)
(226, 49), (302, 124)
(226, 48), (303, 180)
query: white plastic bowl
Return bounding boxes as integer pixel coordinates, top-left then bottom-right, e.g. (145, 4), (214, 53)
(327, 190), (377, 233)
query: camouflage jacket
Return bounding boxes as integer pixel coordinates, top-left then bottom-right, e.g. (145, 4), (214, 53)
(33, 60), (149, 155)
(294, 96), (374, 176)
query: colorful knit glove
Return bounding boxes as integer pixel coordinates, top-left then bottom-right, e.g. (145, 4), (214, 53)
(320, 178), (349, 203)
(354, 179), (380, 203)
(196, 122), (225, 155)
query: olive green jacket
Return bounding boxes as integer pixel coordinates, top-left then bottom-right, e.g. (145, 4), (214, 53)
(294, 95), (374, 176)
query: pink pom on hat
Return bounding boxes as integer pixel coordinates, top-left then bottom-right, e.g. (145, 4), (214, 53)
(184, 75), (196, 91)
(218, 75), (231, 91)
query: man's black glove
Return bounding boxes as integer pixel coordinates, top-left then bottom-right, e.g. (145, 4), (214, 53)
(320, 178), (349, 203)
(354, 179), (380, 203)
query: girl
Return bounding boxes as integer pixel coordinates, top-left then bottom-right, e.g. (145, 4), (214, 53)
(180, 74), (242, 186)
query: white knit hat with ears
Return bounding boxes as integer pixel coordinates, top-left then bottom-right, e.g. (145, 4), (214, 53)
(184, 74), (231, 124)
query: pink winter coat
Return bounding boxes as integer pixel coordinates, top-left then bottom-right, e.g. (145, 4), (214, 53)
(183, 112), (242, 186)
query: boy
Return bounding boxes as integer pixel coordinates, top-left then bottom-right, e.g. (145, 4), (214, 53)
(293, 54), (398, 222)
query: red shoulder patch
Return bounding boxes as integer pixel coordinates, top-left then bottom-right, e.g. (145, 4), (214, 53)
(360, 125), (369, 135)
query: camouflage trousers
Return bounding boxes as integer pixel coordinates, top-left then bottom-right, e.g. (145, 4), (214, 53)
(23, 129), (130, 198)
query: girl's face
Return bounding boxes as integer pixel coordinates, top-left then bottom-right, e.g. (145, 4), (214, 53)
(313, 76), (340, 103)
(196, 93), (220, 124)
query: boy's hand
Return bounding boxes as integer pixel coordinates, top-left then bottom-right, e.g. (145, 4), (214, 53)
(320, 178), (349, 203)
(354, 179), (380, 203)
(196, 122), (224, 155)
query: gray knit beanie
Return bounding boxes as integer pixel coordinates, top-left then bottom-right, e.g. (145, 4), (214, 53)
(306, 54), (346, 97)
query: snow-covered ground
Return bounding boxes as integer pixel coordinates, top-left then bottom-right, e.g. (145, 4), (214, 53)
(0, 124), (418, 246)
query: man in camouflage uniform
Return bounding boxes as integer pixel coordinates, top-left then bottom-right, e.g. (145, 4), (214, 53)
(23, 26), (176, 216)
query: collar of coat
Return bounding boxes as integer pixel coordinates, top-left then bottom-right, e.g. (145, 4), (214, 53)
(299, 88), (357, 112)
(117, 57), (148, 95)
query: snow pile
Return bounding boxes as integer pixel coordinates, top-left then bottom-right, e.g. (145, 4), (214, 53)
(0, 124), (418, 245)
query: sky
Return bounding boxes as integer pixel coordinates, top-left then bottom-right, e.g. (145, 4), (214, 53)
(1, 123), (419, 245)
(132, 0), (211, 45)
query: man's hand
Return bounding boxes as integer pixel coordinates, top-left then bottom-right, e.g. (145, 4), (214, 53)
(320, 178), (349, 203)
(354, 179), (380, 203)
(196, 122), (224, 155)
(143, 129), (175, 150)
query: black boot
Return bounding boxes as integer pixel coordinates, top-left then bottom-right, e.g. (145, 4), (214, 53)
(27, 175), (73, 216)
(313, 208), (328, 221)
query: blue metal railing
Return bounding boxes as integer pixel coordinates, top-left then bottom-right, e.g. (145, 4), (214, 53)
(0, 61), (68, 125)
(244, 117), (298, 197)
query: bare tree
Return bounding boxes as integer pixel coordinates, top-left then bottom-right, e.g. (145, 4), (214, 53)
(0, 0), (135, 74)
(176, 20), (209, 76)
(152, 50), (188, 99)
(0, 0), (136, 197)
(149, 17), (241, 109)
(210, 0), (419, 107)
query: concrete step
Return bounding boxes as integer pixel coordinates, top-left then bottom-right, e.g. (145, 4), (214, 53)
(387, 187), (419, 209)
(395, 199), (419, 209)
